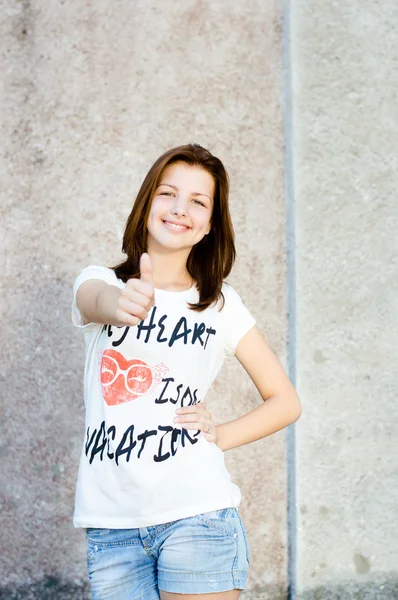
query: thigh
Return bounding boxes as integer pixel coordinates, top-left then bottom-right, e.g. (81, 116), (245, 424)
(157, 508), (249, 596)
(86, 527), (160, 600)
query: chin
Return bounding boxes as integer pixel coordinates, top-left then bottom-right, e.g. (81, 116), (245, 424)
(148, 237), (190, 253)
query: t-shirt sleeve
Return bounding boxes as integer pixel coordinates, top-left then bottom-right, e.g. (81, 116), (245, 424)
(222, 284), (256, 355)
(71, 265), (122, 328)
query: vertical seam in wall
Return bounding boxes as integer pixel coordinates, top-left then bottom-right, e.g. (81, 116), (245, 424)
(282, 0), (297, 598)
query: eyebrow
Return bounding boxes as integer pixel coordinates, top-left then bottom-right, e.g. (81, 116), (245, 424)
(158, 183), (212, 201)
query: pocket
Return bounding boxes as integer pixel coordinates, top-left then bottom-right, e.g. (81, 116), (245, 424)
(236, 512), (250, 564)
(243, 528), (250, 564)
(85, 527), (140, 548)
(86, 528), (113, 543)
(195, 507), (238, 537)
(87, 541), (99, 563)
(86, 528), (111, 536)
(216, 507), (235, 519)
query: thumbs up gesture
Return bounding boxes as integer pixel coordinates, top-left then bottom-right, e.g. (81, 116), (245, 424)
(115, 253), (155, 327)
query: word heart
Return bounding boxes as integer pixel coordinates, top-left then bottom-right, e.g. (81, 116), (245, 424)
(102, 306), (216, 349)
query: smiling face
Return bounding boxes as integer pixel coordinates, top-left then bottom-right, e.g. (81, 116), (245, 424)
(146, 162), (215, 253)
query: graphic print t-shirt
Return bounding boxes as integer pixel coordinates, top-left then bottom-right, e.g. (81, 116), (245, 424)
(72, 266), (256, 528)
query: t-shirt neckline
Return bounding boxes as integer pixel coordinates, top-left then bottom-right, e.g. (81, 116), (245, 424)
(154, 284), (196, 296)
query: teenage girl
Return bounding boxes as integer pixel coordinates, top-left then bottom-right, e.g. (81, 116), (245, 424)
(72, 144), (301, 600)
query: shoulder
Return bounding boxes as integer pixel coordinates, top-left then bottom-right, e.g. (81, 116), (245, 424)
(220, 281), (246, 307)
(219, 282), (256, 355)
(218, 281), (254, 321)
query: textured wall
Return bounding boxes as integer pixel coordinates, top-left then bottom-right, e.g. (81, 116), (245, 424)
(0, 1), (286, 598)
(291, 0), (398, 598)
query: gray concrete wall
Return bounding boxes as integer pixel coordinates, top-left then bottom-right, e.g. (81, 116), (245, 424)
(1, 1), (286, 598)
(291, 0), (398, 598)
(1, 0), (397, 599)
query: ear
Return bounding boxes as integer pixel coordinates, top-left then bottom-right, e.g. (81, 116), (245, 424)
(205, 221), (212, 235)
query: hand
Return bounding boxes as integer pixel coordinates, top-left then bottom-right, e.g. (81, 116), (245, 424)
(115, 253), (155, 327)
(174, 402), (218, 445)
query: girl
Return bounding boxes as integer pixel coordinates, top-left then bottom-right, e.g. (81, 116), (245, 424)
(72, 144), (301, 600)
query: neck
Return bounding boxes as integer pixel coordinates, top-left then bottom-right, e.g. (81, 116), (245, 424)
(147, 246), (193, 291)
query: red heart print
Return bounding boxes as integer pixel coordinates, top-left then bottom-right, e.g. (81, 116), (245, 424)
(100, 349), (167, 406)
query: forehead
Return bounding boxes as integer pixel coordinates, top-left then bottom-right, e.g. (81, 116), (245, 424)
(159, 162), (215, 197)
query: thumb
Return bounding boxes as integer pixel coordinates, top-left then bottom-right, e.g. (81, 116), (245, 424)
(140, 253), (153, 285)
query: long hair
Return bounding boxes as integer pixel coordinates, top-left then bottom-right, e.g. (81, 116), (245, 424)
(113, 144), (236, 312)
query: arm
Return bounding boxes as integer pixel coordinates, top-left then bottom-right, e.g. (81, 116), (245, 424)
(76, 254), (154, 327)
(216, 325), (301, 451)
(77, 280), (125, 326)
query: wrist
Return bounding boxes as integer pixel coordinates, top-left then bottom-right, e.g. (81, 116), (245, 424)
(215, 425), (228, 452)
(98, 286), (123, 326)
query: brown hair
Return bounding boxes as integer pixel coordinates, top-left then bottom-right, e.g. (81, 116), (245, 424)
(113, 143), (236, 312)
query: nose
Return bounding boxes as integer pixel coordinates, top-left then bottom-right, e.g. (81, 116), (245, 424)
(171, 196), (188, 217)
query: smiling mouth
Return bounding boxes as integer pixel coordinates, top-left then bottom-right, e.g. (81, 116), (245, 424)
(162, 220), (191, 232)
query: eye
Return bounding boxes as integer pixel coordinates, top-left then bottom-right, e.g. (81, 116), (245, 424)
(160, 192), (175, 197)
(192, 199), (206, 207)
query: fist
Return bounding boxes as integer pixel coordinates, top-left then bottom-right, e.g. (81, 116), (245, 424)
(115, 253), (155, 326)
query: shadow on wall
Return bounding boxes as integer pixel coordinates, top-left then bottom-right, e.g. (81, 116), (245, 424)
(241, 575), (398, 600)
(295, 574), (398, 600)
(0, 582), (287, 600)
(1, 576), (397, 600)
(0, 577), (89, 600)
(0, 580), (287, 600)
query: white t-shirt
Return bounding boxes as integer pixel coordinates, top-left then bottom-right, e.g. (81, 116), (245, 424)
(72, 265), (256, 529)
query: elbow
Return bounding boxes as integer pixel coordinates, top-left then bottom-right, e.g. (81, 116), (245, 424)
(292, 405), (302, 424)
(290, 394), (302, 423)
(278, 390), (301, 425)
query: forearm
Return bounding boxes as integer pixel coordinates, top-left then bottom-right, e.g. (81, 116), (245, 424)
(216, 393), (301, 452)
(94, 285), (124, 326)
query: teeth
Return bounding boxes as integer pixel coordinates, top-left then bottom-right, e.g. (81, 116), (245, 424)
(164, 221), (189, 230)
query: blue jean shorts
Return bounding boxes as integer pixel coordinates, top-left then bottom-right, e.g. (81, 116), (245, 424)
(86, 507), (250, 599)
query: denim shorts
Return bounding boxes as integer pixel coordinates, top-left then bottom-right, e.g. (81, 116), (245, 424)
(86, 507), (250, 599)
